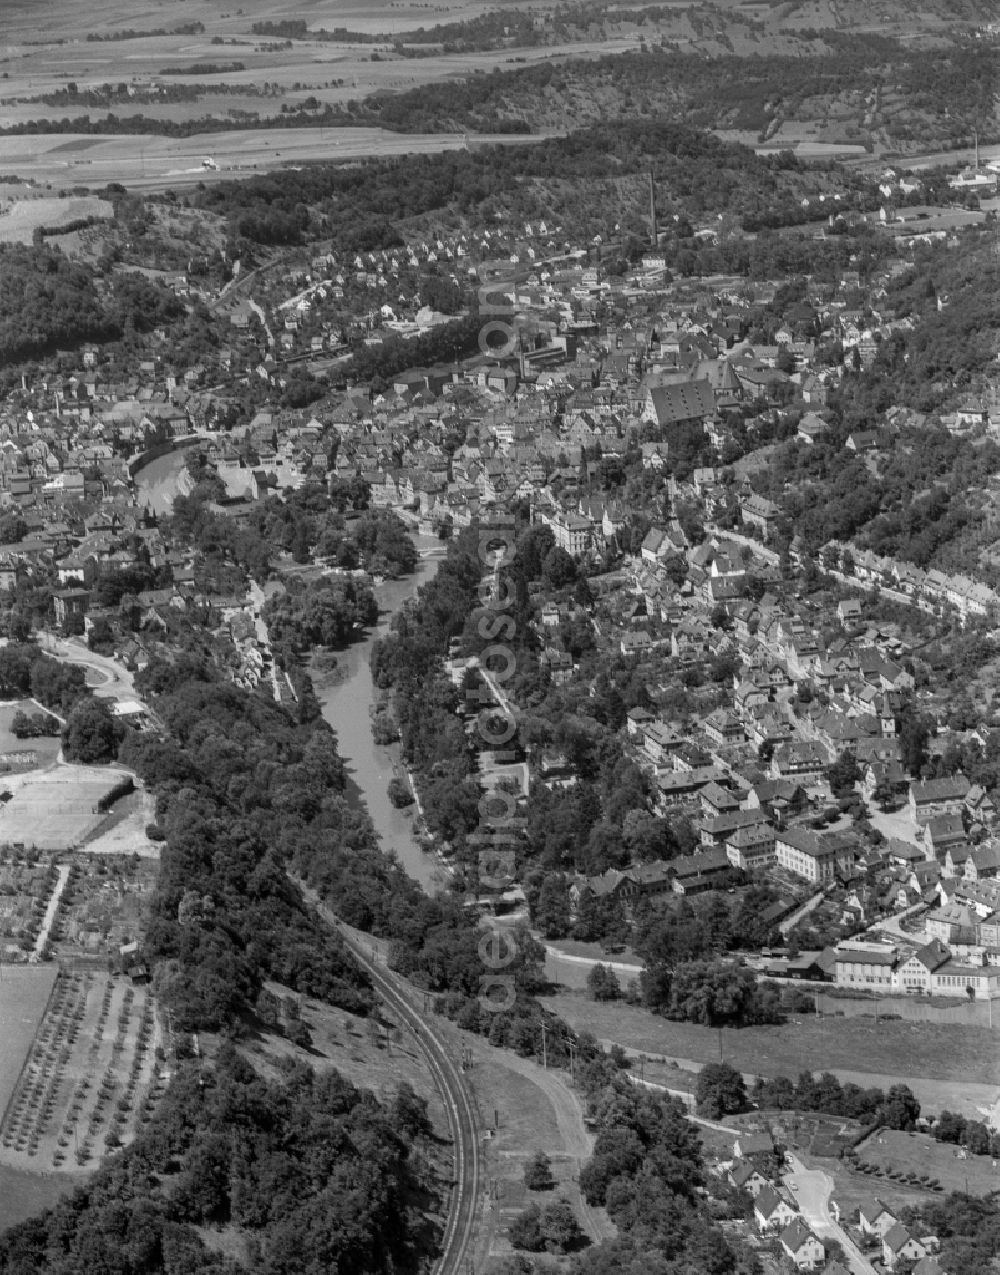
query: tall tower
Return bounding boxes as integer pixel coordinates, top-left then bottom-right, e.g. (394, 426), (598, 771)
(648, 171), (657, 247)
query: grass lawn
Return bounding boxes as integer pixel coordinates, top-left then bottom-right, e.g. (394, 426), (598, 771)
(854, 1128), (1000, 1197)
(541, 991), (1000, 1090)
(242, 982), (449, 1135)
(0, 701), (60, 768)
(0, 1164), (87, 1232)
(813, 1154), (931, 1225)
(0, 966), (58, 1122)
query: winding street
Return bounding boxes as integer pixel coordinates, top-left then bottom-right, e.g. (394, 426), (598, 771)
(783, 1154), (876, 1275)
(298, 884), (481, 1275)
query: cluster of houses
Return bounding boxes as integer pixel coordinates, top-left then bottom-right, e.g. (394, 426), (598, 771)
(728, 1133), (948, 1273)
(823, 539), (999, 626)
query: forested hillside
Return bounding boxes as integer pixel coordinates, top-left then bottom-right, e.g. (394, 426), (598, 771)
(0, 1046), (436, 1275)
(356, 40), (999, 143)
(0, 244), (188, 368)
(194, 119), (841, 251)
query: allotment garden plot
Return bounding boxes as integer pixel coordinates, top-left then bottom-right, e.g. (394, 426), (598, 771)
(0, 851), (163, 1174)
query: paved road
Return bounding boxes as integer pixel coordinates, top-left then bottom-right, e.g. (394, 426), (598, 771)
(863, 902), (927, 942)
(43, 636), (138, 705)
(779, 888), (826, 937)
(300, 886), (481, 1275)
(784, 1154), (876, 1275)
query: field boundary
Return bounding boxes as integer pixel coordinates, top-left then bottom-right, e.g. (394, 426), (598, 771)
(0, 970), (61, 1136)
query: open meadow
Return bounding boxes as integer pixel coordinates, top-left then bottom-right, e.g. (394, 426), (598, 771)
(542, 991), (1000, 1121)
(0, 195), (113, 244)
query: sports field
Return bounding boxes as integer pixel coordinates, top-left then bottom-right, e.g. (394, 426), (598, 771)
(0, 766), (133, 851)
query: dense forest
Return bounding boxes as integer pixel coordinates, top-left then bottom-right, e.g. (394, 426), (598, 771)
(0, 244), (187, 369)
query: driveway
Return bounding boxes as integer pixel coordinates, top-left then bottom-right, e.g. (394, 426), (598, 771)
(783, 1154), (876, 1275)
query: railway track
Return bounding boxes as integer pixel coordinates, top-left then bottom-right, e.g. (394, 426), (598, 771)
(302, 889), (481, 1275)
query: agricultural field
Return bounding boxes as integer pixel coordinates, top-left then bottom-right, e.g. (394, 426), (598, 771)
(0, 765), (139, 852)
(0, 969), (162, 1172)
(0, 195), (113, 245)
(0, 127), (541, 192)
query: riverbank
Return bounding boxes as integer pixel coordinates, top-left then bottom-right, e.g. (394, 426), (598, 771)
(312, 536), (445, 893)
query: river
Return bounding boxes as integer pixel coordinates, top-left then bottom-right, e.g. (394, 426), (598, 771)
(133, 448), (192, 516)
(132, 441), (446, 890)
(313, 535), (446, 893)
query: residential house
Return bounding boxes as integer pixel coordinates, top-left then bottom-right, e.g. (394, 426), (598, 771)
(734, 1130), (776, 1160)
(729, 1162), (770, 1198)
(965, 784), (997, 825)
(797, 413), (829, 445)
(779, 1220), (825, 1271)
(770, 740), (828, 781)
(53, 587), (91, 626)
(910, 776), (971, 825)
(700, 808), (770, 847)
(700, 780), (740, 818)
(858, 1198), (897, 1239)
(965, 844), (1000, 882)
(925, 813), (968, 865)
(703, 710), (745, 749)
(883, 1224), (927, 1271)
(741, 492), (781, 540)
(753, 1185), (797, 1233)
(670, 845), (734, 894)
(911, 1260), (947, 1275)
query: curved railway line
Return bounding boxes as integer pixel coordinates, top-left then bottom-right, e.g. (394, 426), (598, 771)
(302, 888), (481, 1275)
